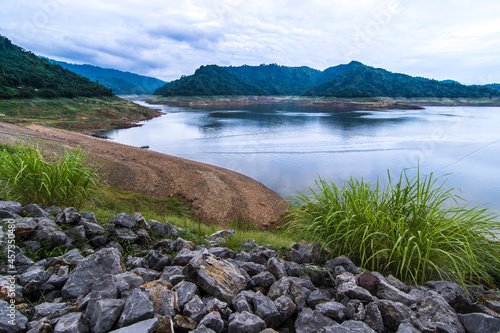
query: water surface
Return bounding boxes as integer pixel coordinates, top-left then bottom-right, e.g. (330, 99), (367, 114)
(104, 102), (500, 213)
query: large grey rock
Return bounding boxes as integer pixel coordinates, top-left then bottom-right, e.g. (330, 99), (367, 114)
(173, 249), (201, 266)
(249, 246), (278, 265)
(110, 213), (135, 228)
(346, 299), (366, 321)
(183, 294), (208, 322)
(142, 250), (172, 271)
(117, 288), (154, 328)
(396, 323), (420, 333)
(251, 271), (276, 288)
(0, 299), (28, 332)
(85, 274), (119, 317)
(152, 239), (175, 253)
(252, 291), (280, 328)
(174, 280), (199, 309)
(326, 255), (361, 274)
(133, 212), (149, 229)
(417, 295), (465, 333)
(174, 237), (194, 250)
(267, 257), (288, 280)
(378, 300), (412, 332)
(142, 280), (178, 317)
(316, 301), (348, 322)
(275, 295), (297, 327)
(20, 203), (51, 218)
(209, 247), (236, 259)
(199, 311), (224, 333)
(130, 267), (160, 283)
(55, 207), (82, 225)
(228, 311), (266, 333)
(371, 272), (417, 307)
(424, 281), (477, 314)
(295, 308), (337, 333)
(342, 320), (376, 332)
(458, 313), (500, 333)
(307, 288), (336, 309)
(267, 277), (312, 309)
(60, 248), (84, 264)
(337, 282), (373, 302)
(206, 297), (232, 320)
(159, 265), (183, 283)
(290, 242), (324, 264)
(150, 220), (178, 239)
(113, 272), (144, 298)
(236, 261), (266, 276)
(182, 250), (247, 303)
(3, 245), (34, 273)
(89, 299), (125, 333)
(233, 292), (253, 313)
(12, 217), (37, 239)
(108, 318), (158, 333)
(33, 302), (73, 320)
(0, 201), (22, 214)
(364, 302), (384, 333)
(54, 312), (89, 333)
(79, 220), (105, 237)
(110, 228), (137, 243)
(62, 247), (125, 299)
(19, 264), (50, 294)
(33, 221), (69, 249)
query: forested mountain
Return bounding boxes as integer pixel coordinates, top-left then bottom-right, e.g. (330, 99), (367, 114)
(154, 65), (268, 96)
(48, 59), (166, 95)
(0, 35), (112, 99)
(485, 83), (500, 91)
(154, 61), (499, 98)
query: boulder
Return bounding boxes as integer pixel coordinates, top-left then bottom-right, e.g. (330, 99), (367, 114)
(209, 247), (236, 259)
(130, 267), (160, 283)
(198, 311), (224, 333)
(174, 280), (199, 309)
(108, 318), (158, 333)
(326, 256), (361, 274)
(150, 220), (178, 239)
(209, 229), (235, 240)
(0, 299), (28, 332)
(13, 218), (37, 239)
(79, 220), (105, 237)
(206, 297), (233, 320)
(295, 308), (337, 333)
(142, 280), (178, 317)
(85, 274), (119, 316)
(117, 288), (154, 328)
(110, 213), (136, 228)
(89, 299), (125, 333)
(377, 300), (413, 332)
(268, 277), (313, 309)
(174, 237), (194, 251)
(417, 295), (465, 333)
(20, 203), (51, 218)
(336, 282), (373, 302)
(290, 242), (324, 264)
(182, 250), (247, 303)
(110, 228), (138, 243)
(55, 207), (82, 225)
(267, 257), (288, 280)
(424, 281), (478, 314)
(346, 299), (366, 321)
(62, 247), (125, 299)
(53, 312), (89, 333)
(371, 272), (417, 307)
(183, 294), (208, 322)
(364, 302), (384, 333)
(458, 313), (500, 333)
(274, 295), (297, 326)
(152, 239), (175, 254)
(0, 200), (22, 214)
(173, 314), (198, 332)
(342, 320), (376, 332)
(173, 249), (201, 266)
(316, 301), (348, 322)
(251, 271), (276, 288)
(236, 261), (266, 277)
(114, 272), (144, 298)
(252, 291), (281, 328)
(249, 246), (278, 265)
(33, 302), (73, 320)
(133, 212), (149, 229)
(142, 250), (172, 271)
(228, 311), (266, 333)
(307, 288), (336, 309)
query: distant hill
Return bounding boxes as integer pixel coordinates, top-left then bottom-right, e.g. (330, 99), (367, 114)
(485, 83), (500, 91)
(0, 35), (112, 99)
(48, 59), (167, 95)
(154, 61), (499, 98)
(155, 65), (267, 96)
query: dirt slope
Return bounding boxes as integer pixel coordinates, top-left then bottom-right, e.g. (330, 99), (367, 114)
(0, 122), (288, 228)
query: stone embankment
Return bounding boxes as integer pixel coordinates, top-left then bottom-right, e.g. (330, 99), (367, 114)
(1, 201), (500, 333)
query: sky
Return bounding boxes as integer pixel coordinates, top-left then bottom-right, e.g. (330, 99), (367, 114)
(1, 0), (500, 84)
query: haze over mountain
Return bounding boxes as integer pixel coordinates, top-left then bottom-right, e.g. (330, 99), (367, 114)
(48, 59), (167, 95)
(154, 62), (499, 98)
(0, 35), (112, 99)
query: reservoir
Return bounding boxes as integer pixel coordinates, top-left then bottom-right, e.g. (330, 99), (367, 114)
(104, 102), (500, 214)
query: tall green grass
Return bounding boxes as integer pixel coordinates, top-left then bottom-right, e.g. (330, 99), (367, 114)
(0, 141), (99, 210)
(286, 170), (500, 285)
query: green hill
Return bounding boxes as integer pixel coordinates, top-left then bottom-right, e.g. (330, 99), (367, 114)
(302, 61), (497, 98)
(0, 35), (112, 99)
(48, 59), (167, 95)
(154, 65), (267, 96)
(485, 83), (500, 91)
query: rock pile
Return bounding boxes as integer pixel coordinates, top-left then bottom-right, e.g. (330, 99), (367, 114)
(1, 200), (500, 333)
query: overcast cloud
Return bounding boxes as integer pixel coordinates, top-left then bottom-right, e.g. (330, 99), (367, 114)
(1, 0), (499, 84)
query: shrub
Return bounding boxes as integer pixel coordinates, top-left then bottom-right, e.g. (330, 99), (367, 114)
(286, 170), (500, 285)
(0, 141), (100, 209)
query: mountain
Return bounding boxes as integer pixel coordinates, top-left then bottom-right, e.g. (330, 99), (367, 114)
(154, 61), (499, 98)
(154, 65), (268, 96)
(48, 59), (167, 95)
(485, 83), (500, 91)
(0, 35), (112, 99)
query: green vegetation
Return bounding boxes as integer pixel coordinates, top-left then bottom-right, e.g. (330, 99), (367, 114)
(286, 170), (500, 286)
(0, 141), (99, 210)
(0, 35), (112, 99)
(154, 61), (499, 99)
(486, 83), (500, 92)
(48, 59), (167, 95)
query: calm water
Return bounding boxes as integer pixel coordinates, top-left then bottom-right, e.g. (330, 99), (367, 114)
(104, 102), (500, 213)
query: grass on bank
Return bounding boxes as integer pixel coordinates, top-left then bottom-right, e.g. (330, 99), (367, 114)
(286, 170), (500, 286)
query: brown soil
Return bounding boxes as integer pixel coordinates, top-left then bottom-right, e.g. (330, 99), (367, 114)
(0, 122), (289, 229)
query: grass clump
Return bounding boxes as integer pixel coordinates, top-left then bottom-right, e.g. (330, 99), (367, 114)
(0, 141), (99, 210)
(286, 170), (500, 286)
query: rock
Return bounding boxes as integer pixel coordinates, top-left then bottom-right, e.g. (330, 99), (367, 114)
(80, 211), (97, 223)
(182, 250), (247, 303)
(3, 245), (34, 273)
(240, 239), (258, 252)
(183, 294), (208, 322)
(417, 295), (465, 333)
(25, 318), (53, 333)
(33, 222), (69, 249)
(316, 301), (348, 322)
(33, 302), (73, 320)
(160, 266), (183, 282)
(252, 291), (281, 328)
(152, 239), (175, 254)
(307, 288), (336, 309)
(117, 288), (154, 328)
(174, 237), (194, 251)
(378, 300), (413, 332)
(267, 257), (288, 280)
(249, 246), (278, 265)
(20, 203), (51, 218)
(342, 320), (376, 332)
(174, 280), (199, 309)
(209, 247), (236, 259)
(192, 325), (217, 333)
(0, 210), (16, 218)
(88, 299), (125, 333)
(251, 271), (276, 288)
(114, 272), (144, 298)
(285, 260), (304, 277)
(302, 265), (335, 287)
(19, 264), (50, 295)
(209, 229), (235, 240)
(173, 249), (201, 266)
(110, 213), (136, 228)
(13, 218), (37, 239)
(295, 308), (337, 333)
(108, 318), (158, 333)
(55, 207), (82, 225)
(131, 267), (160, 283)
(396, 323), (420, 333)
(85, 274), (119, 316)
(90, 235), (108, 248)
(268, 277), (312, 309)
(274, 295), (297, 326)
(133, 212), (149, 229)
(142, 250), (172, 271)
(364, 302), (384, 333)
(326, 256), (361, 274)
(142, 280), (178, 317)
(233, 292), (253, 313)
(62, 247), (125, 299)
(386, 275), (410, 293)
(150, 220), (178, 239)
(424, 280), (478, 314)
(290, 242), (324, 264)
(458, 313), (500, 333)
(0, 200), (22, 214)
(79, 220), (105, 237)
(336, 282), (373, 302)
(228, 311), (266, 333)
(206, 298), (232, 320)
(106, 241), (124, 253)
(346, 300), (366, 321)
(53, 312), (89, 333)
(173, 314), (198, 332)
(0, 299), (28, 332)
(199, 311), (224, 333)
(485, 300), (500, 313)
(60, 248), (84, 264)
(358, 271), (378, 295)
(371, 272), (417, 307)
(110, 228), (138, 243)
(236, 261), (266, 276)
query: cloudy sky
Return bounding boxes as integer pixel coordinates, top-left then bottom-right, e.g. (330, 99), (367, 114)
(1, 0), (499, 84)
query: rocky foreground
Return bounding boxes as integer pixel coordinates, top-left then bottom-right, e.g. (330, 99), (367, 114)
(1, 201), (500, 333)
